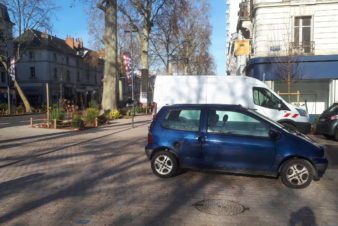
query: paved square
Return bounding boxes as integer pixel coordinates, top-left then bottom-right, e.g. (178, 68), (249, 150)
(0, 115), (337, 225)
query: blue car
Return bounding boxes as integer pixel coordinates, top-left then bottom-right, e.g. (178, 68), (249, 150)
(145, 104), (328, 189)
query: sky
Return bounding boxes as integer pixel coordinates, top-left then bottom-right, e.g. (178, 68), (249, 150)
(51, 0), (226, 75)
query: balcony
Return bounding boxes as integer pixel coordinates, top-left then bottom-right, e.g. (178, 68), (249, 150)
(289, 41), (315, 55)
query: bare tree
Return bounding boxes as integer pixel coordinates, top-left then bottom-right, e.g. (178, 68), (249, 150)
(0, 0), (57, 112)
(97, 0), (119, 112)
(1, 0), (56, 35)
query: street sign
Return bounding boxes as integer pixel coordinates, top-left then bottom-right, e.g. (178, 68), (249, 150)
(9, 57), (15, 81)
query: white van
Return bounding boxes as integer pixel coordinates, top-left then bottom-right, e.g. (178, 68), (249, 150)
(152, 75), (311, 134)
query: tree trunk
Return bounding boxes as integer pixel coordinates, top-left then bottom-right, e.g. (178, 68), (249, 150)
(141, 27), (150, 70)
(14, 80), (32, 113)
(101, 0), (118, 112)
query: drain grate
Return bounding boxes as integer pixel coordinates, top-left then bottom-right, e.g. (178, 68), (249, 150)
(193, 199), (246, 216)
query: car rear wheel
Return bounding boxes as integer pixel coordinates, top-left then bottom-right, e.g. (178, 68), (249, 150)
(151, 151), (178, 178)
(280, 159), (314, 189)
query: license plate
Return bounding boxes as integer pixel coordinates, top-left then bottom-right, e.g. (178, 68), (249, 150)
(319, 118), (325, 122)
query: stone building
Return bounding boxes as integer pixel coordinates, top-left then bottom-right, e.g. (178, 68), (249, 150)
(0, 3), (14, 104)
(15, 29), (103, 108)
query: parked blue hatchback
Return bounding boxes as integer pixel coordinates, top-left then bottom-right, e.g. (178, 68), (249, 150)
(145, 104), (328, 189)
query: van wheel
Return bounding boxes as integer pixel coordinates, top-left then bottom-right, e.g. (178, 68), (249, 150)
(151, 151), (178, 178)
(280, 159), (314, 189)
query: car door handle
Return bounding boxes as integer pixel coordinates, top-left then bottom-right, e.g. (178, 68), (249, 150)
(197, 136), (206, 143)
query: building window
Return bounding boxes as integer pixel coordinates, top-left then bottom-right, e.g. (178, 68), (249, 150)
(293, 16), (312, 53)
(77, 71), (80, 82)
(0, 30), (4, 41)
(66, 70), (70, 82)
(94, 74), (97, 84)
(54, 68), (58, 80)
(29, 51), (34, 59)
(30, 67), (36, 78)
(86, 72), (90, 81)
(1, 72), (5, 83)
(53, 53), (57, 61)
(66, 56), (69, 65)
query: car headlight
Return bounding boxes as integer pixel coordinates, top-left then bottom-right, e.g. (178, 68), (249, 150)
(296, 108), (307, 117)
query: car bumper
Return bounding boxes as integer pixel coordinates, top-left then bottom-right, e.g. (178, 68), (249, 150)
(145, 148), (153, 159)
(294, 121), (311, 134)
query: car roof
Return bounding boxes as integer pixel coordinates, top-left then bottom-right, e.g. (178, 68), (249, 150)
(163, 104), (246, 109)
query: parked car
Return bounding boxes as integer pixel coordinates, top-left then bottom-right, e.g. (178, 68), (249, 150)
(152, 75), (311, 134)
(145, 104), (328, 189)
(316, 103), (338, 140)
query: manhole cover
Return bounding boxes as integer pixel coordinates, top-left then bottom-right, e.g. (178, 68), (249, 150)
(193, 199), (246, 216)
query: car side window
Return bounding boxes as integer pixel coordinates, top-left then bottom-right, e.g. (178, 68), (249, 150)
(207, 110), (270, 138)
(161, 109), (201, 132)
(253, 87), (282, 110)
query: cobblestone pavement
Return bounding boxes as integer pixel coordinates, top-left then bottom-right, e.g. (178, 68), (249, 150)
(0, 115), (338, 226)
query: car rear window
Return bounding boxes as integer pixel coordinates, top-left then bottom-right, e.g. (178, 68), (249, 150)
(161, 109), (201, 132)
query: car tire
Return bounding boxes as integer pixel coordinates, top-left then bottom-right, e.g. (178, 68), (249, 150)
(280, 159), (314, 189)
(151, 151), (178, 178)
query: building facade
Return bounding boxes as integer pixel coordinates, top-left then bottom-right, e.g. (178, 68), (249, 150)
(15, 29), (104, 108)
(0, 3), (15, 104)
(229, 0), (338, 117)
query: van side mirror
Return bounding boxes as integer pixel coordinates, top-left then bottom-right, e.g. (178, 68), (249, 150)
(269, 129), (280, 139)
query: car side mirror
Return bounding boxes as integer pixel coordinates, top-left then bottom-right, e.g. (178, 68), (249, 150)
(269, 129), (280, 139)
(277, 102), (282, 110)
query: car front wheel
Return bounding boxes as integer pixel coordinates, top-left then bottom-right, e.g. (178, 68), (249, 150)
(151, 151), (178, 178)
(280, 159), (314, 189)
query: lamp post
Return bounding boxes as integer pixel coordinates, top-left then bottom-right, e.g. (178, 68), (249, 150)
(124, 23), (138, 128)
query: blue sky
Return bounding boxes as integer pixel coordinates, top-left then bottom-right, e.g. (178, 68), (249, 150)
(52, 0), (226, 75)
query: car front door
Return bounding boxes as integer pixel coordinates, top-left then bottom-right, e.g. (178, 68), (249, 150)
(202, 109), (276, 173)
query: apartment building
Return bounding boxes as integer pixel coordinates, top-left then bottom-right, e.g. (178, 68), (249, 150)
(229, 0), (338, 116)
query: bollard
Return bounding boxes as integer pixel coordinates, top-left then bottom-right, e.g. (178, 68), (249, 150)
(54, 119), (57, 129)
(30, 118), (33, 127)
(95, 117), (98, 127)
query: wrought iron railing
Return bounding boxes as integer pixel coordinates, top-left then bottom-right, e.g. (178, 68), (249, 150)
(289, 41), (315, 55)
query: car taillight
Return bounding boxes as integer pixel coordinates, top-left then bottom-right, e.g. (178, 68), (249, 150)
(147, 133), (154, 143)
(329, 115), (338, 120)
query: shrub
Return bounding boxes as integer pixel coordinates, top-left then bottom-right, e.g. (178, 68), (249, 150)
(71, 113), (84, 129)
(50, 108), (65, 122)
(89, 100), (99, 109)
(109, 110), (121, 119)
(16, 105), (24, 114)
(126, 109), (131, 116)
(135, 105), (144, 113)
(83, 107), (99, 125)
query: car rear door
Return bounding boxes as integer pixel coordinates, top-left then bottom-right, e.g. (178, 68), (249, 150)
(158, 107), (205, 168)
(202, 108), (276, 173)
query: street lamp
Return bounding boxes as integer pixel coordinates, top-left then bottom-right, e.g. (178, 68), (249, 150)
(124, 22), (138, 128)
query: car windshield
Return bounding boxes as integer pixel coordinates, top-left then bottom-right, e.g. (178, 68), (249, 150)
(325, 104), (338, 113)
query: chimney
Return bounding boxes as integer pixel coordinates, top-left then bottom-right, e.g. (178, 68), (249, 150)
(65, 36), (74, 49)
(74, 38), (84, 50)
